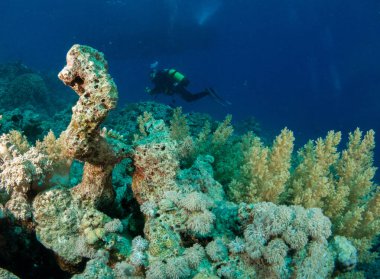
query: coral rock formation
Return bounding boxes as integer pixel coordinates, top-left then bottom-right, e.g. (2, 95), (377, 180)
(58, 44), (129, 207)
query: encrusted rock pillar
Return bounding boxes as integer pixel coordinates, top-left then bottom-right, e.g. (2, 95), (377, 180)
(58, 44), (123, 207)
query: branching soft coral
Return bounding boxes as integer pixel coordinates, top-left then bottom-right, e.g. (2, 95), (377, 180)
(167, 110), (244, 187)
(169, 112), (237, 184)
(288, 129), (379, 260)
(229, 128), (379, 262)
(170, 107), (190, 142)
(228, 128), (294, 203)
(36, 130), (72, 184)
(289, 130), (342, 208)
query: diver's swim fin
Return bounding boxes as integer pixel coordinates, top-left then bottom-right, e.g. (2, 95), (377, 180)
(207, 88), (232, 106)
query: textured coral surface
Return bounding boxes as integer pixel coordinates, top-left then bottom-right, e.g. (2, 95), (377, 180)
(58, 44), (130, 208)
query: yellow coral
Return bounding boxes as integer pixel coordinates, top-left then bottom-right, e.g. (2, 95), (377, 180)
(191, 120), (212, 158)
(169, 107), (190, 141)
(212, 115), (233, 147)
(229, 128), (294, 203)
(289, 131), (341, 208)
(36, 130), (71, 176)
(325, 130), (376, 235)
(5, 130), (30, 155)
(169, 107), (195, 164)
(193, 115), (234, 158)
(134, 111), (153, 141)
(229, 128), (379, 260)
(288, 129), (379, 260)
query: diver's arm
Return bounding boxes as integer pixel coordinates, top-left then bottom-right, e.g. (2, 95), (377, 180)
(147, 71), (165, 96)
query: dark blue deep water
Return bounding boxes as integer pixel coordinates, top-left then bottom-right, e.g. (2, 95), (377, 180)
(1, 0), (380, 168)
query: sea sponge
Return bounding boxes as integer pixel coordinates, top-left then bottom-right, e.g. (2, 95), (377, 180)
(144, 218), (182, 259)
(58, 44), (130, 207)
(33, 188), (83, 270)
(132, 119), (179, 204)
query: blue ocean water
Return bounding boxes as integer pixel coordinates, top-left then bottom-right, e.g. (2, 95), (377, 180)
(0, 0), (379, 168)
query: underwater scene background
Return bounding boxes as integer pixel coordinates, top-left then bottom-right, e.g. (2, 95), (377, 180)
(0, 0), (380, 278)
(2, 0), (380, 146)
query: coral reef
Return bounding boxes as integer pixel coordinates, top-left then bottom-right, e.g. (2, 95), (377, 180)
(0, 131), (52, 221)
(238, 202), (337, 278)
(228, 128), (380, 264)
(0, 268), (20, 279)
(0, 62), (74, 142)
(0, 44), (379, 279)
(0, 62), (73, 115)
(0, 109), (44, 142)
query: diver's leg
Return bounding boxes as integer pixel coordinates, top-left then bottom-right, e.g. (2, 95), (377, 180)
(207, 88), (232, 106)
(178, 87), (209, 102)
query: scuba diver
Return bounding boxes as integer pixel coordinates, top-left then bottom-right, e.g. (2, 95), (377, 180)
(146, 63), (230, 106)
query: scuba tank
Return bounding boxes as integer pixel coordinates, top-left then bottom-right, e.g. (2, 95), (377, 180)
(167, 69), (189, 86)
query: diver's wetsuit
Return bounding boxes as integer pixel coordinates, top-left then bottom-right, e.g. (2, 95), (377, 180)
(149, 69), (210, 102)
